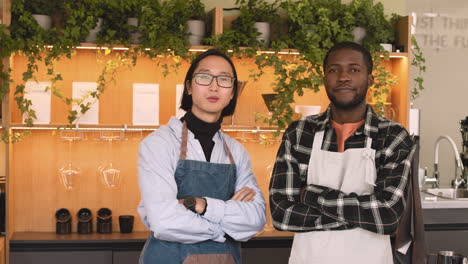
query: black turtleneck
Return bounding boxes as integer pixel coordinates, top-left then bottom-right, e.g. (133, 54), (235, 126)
(181, 111), (222, 162)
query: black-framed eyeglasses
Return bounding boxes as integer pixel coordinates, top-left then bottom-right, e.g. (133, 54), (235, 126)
(192, 73), (235, 88)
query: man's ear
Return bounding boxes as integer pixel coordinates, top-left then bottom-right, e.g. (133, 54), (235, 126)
(368, 74), (374, 87)
(186, 80), (191, 95)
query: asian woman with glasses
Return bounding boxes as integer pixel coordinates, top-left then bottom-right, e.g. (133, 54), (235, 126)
(137, 49), (266, 264)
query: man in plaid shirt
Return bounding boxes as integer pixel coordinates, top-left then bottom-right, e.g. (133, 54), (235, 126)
(269, 42), (415, 264)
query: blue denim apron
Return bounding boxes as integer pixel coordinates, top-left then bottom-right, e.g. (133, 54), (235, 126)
(140, 122), (240, 264)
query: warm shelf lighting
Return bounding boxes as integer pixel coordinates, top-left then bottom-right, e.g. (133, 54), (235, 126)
(9, 125), (284, 133)
(10, 126), (157, 132)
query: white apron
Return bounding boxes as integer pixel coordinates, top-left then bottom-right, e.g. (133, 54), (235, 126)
(289, 130), (392, 264)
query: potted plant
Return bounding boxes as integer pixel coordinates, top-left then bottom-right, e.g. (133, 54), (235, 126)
(23, 0), (55, 30)
(349, 0), (395, 50)
(251, 0), (404, 133)
(230, 0), (280, 48)
(283, 0), (353, 57)
(251, 0), (354, 130)
(139, 0), (190, 58)
(83, 0), (105, 43)
(186, 0), (207, 46)
(59, 0), (102, 44)
(125, 0), (147, 44)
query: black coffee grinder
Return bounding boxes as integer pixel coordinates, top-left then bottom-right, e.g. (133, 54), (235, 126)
(461, 117), (468, 182)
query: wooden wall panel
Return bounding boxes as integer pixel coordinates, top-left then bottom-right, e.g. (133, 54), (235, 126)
(10, 130), (151, 232)
(1, 0), (11, 26)
(391, 57), (410, 128)
(397, 16), (412, 53)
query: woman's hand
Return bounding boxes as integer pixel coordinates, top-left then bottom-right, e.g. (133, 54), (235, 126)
(230, 187), (255, 201)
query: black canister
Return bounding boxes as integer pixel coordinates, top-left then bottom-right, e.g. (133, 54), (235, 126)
(55, 208), (71, 234)
(97, 208), (112, 234)
(77, 208), (92, 234)
(119, 215), (134, 233)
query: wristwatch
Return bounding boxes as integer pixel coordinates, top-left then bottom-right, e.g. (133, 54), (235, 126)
(183, 197), (197, 213)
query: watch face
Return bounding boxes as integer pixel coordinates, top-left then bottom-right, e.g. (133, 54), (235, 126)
(184, 197), (196, 210)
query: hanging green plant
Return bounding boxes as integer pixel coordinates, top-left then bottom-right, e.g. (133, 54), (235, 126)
(249, 0), (403, 135)
(66, 49), (137, 124)
(0, 0), (426, 144)
(410, 35), (426, 101)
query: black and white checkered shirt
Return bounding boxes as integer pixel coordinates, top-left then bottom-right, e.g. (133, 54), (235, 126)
(269, 105), (415, 235)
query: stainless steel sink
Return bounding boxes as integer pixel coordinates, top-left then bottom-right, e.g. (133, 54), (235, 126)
(423, 188), (468, 200)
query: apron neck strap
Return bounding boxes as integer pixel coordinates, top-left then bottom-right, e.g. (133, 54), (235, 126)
(180, 121), (235, 164)
(180, 121), (189, 160)
(313, 130), (325, 150)
(365, 136), (373, 149)
(222, 138), (235, 164)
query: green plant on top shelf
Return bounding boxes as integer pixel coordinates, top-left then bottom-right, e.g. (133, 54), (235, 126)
(232, 0), (280, 47)
(252, 0), (354, 131)
(208, 0), (280, 53)
(3, 0), (200, 130)
(139, 0), (189, 56)
(0, 0), (426, 142)
(96, 0), (131, 46)
(250, 0), (403, 134)
(24, 0), (55, 16)
(137, 0), (194, 77)
(187, 0), (207, 21)
(349, 0), (396, 51)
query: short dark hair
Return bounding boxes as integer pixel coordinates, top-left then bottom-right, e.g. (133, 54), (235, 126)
(180, 49), (238, 117)
(323, 41), (373, 74)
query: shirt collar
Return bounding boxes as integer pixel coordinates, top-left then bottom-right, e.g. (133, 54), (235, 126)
(318, 104), (380, 140)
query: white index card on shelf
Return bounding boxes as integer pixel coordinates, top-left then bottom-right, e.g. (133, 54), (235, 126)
(72, 82), (99, 124)
(132, 83), (159, 126)
(175, 84), (186, 119)
(24, 81), (51, 124)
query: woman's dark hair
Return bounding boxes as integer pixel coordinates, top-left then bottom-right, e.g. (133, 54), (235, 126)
(180, 49), (238, 117)
(323, 41), (373, 74)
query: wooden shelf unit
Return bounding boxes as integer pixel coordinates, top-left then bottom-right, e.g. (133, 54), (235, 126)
(1, 3), (412, 260)
(1, 1), (11, 263)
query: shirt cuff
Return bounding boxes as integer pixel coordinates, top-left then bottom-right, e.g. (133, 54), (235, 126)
(202, 197), (225, 224)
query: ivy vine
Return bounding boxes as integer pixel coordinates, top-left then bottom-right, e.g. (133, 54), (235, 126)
(0, 0), (426, 142)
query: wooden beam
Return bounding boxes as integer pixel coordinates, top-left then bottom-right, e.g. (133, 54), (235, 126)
(397, 16), (411, 53)
(209, 7), (223, 35)
(1, 0), (11, 26)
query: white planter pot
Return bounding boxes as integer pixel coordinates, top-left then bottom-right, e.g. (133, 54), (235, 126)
(254, 22), (270, 47)
(186, 20), (205, 46)
(351, 26), (367, 44)
(32, 14), (52, 31)
(127, 17), (142, 44)
(380, 43), (393, 52)
(294, 105), (322, 117)
(85, 18), (103, 43)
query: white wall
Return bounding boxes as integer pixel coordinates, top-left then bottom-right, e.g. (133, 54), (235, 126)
(408, 0), (468, 186)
